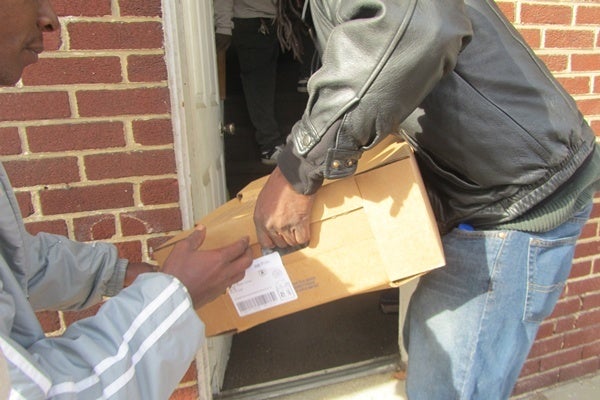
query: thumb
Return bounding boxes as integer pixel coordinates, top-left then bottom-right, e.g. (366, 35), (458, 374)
(185, 224), (207, 250)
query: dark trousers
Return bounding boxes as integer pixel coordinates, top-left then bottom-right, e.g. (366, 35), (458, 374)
(232, 18), (282, 152)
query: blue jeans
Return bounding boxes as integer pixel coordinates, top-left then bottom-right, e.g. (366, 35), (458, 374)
(403, 202), (593, 400)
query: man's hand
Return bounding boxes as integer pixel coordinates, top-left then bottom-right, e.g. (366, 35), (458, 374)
(253, 166), (316, 250)
(215, 33), (232, 52)
(161, 225), (252, 309)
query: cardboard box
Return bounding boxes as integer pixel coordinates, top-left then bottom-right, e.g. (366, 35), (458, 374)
(153, 137), (445, 336)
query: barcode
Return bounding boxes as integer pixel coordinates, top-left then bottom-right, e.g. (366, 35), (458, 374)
(237, 291), (279, 313)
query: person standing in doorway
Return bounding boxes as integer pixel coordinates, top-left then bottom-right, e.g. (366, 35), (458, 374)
(214, 0), (285, 165)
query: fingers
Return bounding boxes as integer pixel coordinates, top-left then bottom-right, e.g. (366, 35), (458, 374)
(257, 227), (276, 250)
(218, 236), (251, 263)
(184, 224), (207, 251)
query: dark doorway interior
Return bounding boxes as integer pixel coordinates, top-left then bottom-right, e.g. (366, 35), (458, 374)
(220, 45), (400, 392)
(222, 45), (306, 197)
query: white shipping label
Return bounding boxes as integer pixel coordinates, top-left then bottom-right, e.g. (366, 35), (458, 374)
(228, 252), (298, 317)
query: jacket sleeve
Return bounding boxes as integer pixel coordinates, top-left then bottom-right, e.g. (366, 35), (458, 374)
(277, 0), (473, 194)
(214, 0), (234, 35)
(24, 230), (127, 312)
(3, 274), (204, 400)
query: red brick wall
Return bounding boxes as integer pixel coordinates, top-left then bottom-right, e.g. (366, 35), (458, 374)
(0, 1), (598, 399)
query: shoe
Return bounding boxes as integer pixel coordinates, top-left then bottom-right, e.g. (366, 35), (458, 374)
(297, 78), (308, 93)
(260, 145), (283, 165)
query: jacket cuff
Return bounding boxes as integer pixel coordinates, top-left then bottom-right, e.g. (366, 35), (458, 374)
(105, 258), (128, 297)
(277, 144), (324, 195)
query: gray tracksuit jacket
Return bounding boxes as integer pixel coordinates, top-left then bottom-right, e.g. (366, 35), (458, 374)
(0, 163), (204, 399)
(277, 0), (599, 232)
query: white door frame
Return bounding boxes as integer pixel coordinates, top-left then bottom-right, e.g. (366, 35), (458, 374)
(162, 1), (231, 398)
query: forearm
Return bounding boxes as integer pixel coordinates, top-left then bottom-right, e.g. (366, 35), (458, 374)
(20, 274), (204, 400)
(26, 232), (126, 311)
(124, 262), (157, 287)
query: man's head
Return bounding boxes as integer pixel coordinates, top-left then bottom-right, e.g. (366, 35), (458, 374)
(0, 0), (58, 86)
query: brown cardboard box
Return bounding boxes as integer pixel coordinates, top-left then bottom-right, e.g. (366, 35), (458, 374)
(153, 137), (445, 336)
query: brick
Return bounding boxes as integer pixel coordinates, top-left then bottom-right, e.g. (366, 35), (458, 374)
(566, 276), (600, 297)
(27, 122), (125, 153)
(73, 214), (116, 241)
(40, 183), (134, 215)
(85, 149), (176, 180)
(0, 92), (70, 121)
(555, 315), (577, 334)
(595, 259), (600, 274)
(69, 22), (164, 50)
(576, 6), (600, 26)
(2, 158), (79, 187)
(529, 336), (563, 359)
(120, 208), (182, 236)
(517, 28), (542, 49)
(120, 0), (163, 17)
(512, 369), (560, 396)
(564, 324), (599, 348)
(36, 311), (61, 332)
(536, 320), (555, 339)
(14, 191), (34, 218)
(141, 178), (179, 205)
(50, 0), (112, 17)
(76, 87), (170, 117)
(558, 358), (600, 382)
(519, 358), (540, 377)
(22, 57), (122, 86)
(579, 222), (597, 240)
(570, 260), (593, 279)
(114, 240), (143, 263)
(571, 53), (600, 72)
(582, 292), (600, 310)
(63, 303), (102, 327)
(148, 235), (174, 258)
(540, 347), (582, 372)
(521, 4), (573, 25)
(574, 240), (600, 259)
(576, 311), (600, 329)
(132, 119), (174, 145)
(556, 76), (591, 95)
(545, 29), (595, 49)
(550, 296), (581, 319)
(496, 1), (516, 22)
(591, 202), (600, 219)
(127, 54), (167, 82)
(25, 220), (68, 236)
(0, 127), (21, 155)
(169, 386), (199, 400)
(43, 30), (62, 51)
(582, 341), (600, 359)
(591, 120), (600, 135)
(538, 54), (569, 73)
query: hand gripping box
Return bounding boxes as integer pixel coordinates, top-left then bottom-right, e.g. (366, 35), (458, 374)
(153, 137), (445, 336)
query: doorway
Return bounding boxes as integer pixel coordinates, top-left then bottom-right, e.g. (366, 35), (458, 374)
(217, 43), (403, 397)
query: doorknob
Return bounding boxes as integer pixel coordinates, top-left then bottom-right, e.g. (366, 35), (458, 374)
(220, 122), (235, 136)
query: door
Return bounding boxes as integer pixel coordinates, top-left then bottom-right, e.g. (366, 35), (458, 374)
(162, 1), (231, 398)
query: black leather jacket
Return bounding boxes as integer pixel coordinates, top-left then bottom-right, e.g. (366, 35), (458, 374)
(277, 0), (597, 232)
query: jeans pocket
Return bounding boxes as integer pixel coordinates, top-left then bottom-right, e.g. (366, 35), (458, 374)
(524, 234), (579, 323)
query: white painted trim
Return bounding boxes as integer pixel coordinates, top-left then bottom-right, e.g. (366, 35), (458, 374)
(162, 0), (195, 229)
